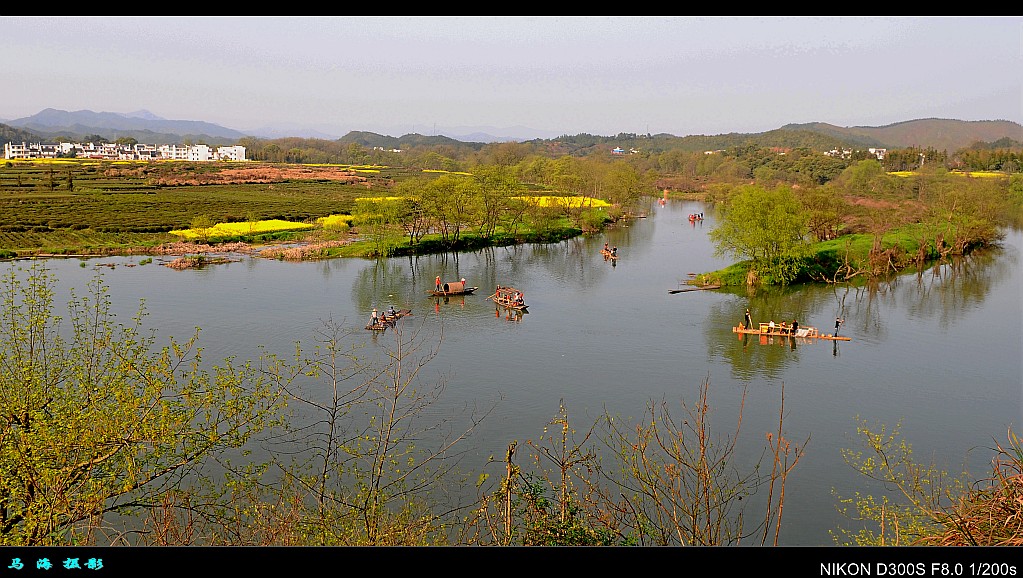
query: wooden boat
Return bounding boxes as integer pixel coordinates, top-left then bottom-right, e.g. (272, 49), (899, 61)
(488, 286), (529, 311)
(732, 323), (851, 341)
(365, 308), (412, 330)
(600, 249), (618, 260)
(427, 281), (478, 296)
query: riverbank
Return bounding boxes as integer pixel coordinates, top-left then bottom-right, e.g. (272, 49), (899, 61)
(0, 225), (588, 265)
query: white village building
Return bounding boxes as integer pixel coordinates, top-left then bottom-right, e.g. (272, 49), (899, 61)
(4, 141), (246, 161)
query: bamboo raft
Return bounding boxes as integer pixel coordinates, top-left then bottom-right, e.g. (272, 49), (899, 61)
(366, 309), (413, 330)
(732, 323), (851, 341)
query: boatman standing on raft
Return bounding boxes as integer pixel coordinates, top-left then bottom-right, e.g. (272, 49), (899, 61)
(744, 308), (753, 329)
(435, 276), (441, 292)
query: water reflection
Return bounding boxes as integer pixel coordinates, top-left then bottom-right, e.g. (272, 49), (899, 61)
(1, 208), (1019, 546)
(703, 236), (1019, 382)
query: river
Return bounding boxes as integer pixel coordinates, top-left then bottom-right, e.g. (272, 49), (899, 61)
(4, 198), (1020, 545)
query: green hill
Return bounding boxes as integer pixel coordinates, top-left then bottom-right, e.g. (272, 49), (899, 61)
(781, 118), (1023, 152)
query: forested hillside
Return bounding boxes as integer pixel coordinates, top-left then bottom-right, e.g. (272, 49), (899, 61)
(783, 119), (1023, 152)
(5, 118), (1022, 170)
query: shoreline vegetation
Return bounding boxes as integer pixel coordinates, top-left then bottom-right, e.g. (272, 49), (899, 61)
(3, 148), (1023, 546)
(1, 156), (1021, 284)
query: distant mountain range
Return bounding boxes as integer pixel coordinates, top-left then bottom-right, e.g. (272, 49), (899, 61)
(1, 108), (1021, 153)
(0, 108), (248, 146)
(0, 108), (559, 145)
(780, 119), (1023, 153)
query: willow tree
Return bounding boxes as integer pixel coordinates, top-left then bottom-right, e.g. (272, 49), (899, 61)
(603, 160), (644, 211)
(471, 165), (523, 238)
(708, 184), (809, 285)
(0, 264), (285, 545)
(418, 174), (480, 245)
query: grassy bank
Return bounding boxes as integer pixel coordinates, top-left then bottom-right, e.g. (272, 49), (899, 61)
(696, 224), (969, 287)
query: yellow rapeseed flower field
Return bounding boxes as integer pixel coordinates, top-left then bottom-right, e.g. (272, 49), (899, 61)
(891, 170), (1007, 179)
(169, 219), (314, 239)
(316, 214), (354, 227)
(952, 170), (1007, 179)
(511, 196), (611, 208)
(28, 158), (79, 165)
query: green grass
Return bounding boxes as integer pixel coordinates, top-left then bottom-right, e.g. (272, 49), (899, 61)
(699, 224), (944, 287)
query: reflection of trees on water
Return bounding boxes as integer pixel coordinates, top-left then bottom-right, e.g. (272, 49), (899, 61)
(312, 254), (361, 281)
(349, 201), (671, 307)
(710, 235), (1017, 380)
(509, 212), (660, 287)
(603, 212), (657, 254)
(837, 240), (1013, 338)
(709, 284), (855, 381)
(839, 282), (892, 343)
(352, 258), (417, 314)
(708, 291), (786, 381)
(518, 238), (613, 290)
(905, 245), (1014, 330)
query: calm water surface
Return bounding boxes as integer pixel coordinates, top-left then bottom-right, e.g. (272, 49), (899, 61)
(6, 199), (1021, 545)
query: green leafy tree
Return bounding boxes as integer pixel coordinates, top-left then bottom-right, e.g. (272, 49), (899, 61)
(0, 264), (284, 545)
(799, 187), (849, 241)
(420, 174), (479, 245)
(922, 175), (1006, 256)
(833, 418), (968, 546)
(472, 165), (523, 238)
(708, 184), (809, 285)
(190, 214), (215, 244)
(344, 143), (369, 165)
(833, 159), (889, 195)
(602, 161), (643, 211)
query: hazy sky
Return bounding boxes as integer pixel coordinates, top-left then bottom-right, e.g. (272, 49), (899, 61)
(2, 16), (1020, 138)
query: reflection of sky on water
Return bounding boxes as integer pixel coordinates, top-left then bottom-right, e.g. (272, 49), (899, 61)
(2, 212), (1019, 546)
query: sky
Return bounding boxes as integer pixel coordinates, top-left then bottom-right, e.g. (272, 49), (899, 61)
(1, 16), (1021, 139)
